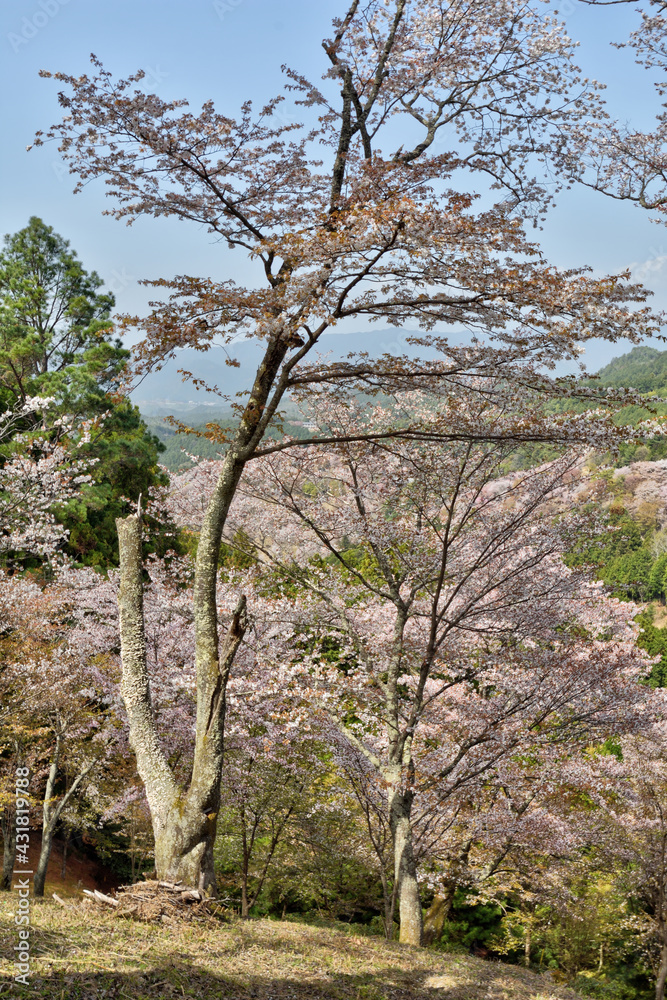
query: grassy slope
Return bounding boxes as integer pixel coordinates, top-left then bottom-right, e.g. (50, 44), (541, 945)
(0, 897), (581, 1000)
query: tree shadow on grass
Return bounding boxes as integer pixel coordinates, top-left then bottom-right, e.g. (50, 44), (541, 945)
(0, 960), (579, 1000)
(0, 962), (440, 999)
(0, 910), (68, 964)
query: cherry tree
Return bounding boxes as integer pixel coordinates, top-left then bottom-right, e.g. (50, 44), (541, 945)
(32, 1), (667, 898)
(589, 716), (667, 1000)
(0, 398), (95, 559)
(418, 739), (617, 954)
(570, 4), (667, 218)
(66, 547), (258, 886)
(0, 572), (60, 891)
(0, 562), (127, 897)
(64, 547), (364, 910)
(12, 652), (119, 898)
(0, 399), (101, 891)
(190, 397), (650, 945)
(326, 738), (397, 936)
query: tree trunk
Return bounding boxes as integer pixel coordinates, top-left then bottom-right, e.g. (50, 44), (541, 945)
(33, 825), (55, 898)
(241, 872), (249, 919)
(1, 810), (15, 891)
(389, 785), (423, 946)
(34, 737), (61, 899)
(33, 733), (95, 898)
(115, 336), (287, 893)
(117, 513), (248, 895)
(241, 821), (250, 918)
(657, 932), (667, 1000)
(423, 889), (454, 947)
(152, 803), (219, 890)
(378, 864), (397, 941)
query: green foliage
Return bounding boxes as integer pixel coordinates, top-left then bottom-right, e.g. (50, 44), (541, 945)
(214, 783), (387, 924)
(145, 414), (313, 471)
(506, 346), (667, 473)
(0, 217), (123, 415)
(572, 970), (652, 1000)
(563, 494), (667, 686)
(59, 400), (172, 566)
(566, 496), (644, 570)
(441, 879), (652, 1000)
(525, 884), (650, 1000)
(586, 346), (667, 465)
(601, 549), (654, 602)
(648, 554), (667, 599)
(0, 218), (174, 568)
(594, 346), (667, 394)
(433, 891), (506, 955)
(635, 609), (667, 688)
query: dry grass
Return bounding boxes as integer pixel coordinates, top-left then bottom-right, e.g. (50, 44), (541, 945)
(650, 601), (667, 628)
(0, 895), (581, 1000)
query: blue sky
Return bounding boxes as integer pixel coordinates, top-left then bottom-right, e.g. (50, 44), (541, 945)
(1, 0), (666, 380)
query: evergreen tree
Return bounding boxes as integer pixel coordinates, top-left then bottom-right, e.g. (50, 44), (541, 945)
(0, 216), (122, 415)
(0, 218), (169, 567)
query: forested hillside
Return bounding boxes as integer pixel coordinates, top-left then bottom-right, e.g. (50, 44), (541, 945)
(588, 347), (667, 465)
(595, 347), (667, 394)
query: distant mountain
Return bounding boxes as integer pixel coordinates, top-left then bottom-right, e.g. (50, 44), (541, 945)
(130, 329), (440, 416)
(593, 346), (667, 393)
(132, 335), (667, 418)
(140, 340), (667, 470)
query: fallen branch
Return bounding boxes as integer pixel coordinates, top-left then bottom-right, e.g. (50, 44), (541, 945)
(82, 888), (119, 908)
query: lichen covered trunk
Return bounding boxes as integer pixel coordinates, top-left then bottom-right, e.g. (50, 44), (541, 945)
(152, 798), (218, 891)
(115, 338), (283, 892)
(117, 512), (247, 895)
(389, 785), (423, 946)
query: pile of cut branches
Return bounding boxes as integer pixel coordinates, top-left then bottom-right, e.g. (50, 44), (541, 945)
(73, 880), (225, 923)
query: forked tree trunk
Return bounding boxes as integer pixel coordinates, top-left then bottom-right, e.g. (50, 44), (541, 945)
(116, 336), (288, 893)
(116, 513), (248, 894)
(389, 784), (423, 946)
(33, 738), (94, 898)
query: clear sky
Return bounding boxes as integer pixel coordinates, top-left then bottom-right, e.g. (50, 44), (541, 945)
(1, 0), (666, 379)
